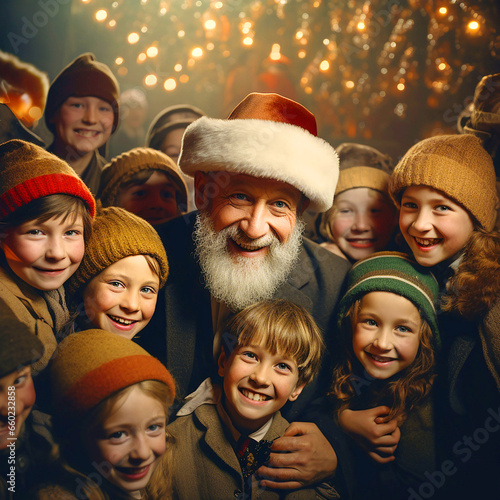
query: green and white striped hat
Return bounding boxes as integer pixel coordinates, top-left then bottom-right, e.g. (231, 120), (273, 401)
(337, 251), (440, 348)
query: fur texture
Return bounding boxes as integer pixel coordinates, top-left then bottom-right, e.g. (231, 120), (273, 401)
(178, 116), (339, 212)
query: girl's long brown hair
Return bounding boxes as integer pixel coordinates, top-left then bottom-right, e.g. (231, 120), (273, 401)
(330, 299), (435, 422)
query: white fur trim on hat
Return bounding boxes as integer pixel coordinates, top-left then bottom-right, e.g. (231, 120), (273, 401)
(178, 116), (339, 212)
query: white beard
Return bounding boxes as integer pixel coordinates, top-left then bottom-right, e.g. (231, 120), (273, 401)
(193, 211), (305, 311)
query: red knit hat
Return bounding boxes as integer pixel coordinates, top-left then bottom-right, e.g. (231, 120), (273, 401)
(51, 329), (176, 419)
(0, 139), (96, 219)
(178, 92), (339, 212)
(45, 53), (120, 134)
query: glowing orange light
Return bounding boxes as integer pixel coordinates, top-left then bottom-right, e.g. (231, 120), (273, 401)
(128, 32), (140, 44)
(397, 82), (405, 91)
(319, 60), (330, 71)
(179, 74), (189, 83)
(174, 64), (182, 72)
(164, 78), (176, 91)
(192, 47), (203, 58)
(137, 53), (147, 63)
(144, 74), (157, 87)
(298, 50), (306, 59)
(438, 7), (447, 14)
(28, 107), (42, 120)
(204, 20), (216, 30)
(108, 19), (116, 28)
(345, 80), (355, 89)
(95, 9), (107, 21)
(146, 46), (158, 57)
(243, 37), (253, 46)
(438, 62), (446, 70)
(115, 57), (124, 65)
(467, 21), (479, 30)
(357, 21), (366, 31)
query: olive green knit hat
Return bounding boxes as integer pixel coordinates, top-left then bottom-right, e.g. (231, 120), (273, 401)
(68, 206), (168, 295)
(389, 134), (498, 231)
(98, 147), (188, 208)
(337, 251), (440, 348)
(51, 329), (175, 419)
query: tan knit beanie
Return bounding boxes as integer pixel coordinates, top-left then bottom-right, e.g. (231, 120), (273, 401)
(45, 53), (120, 134)
(389, 134), (498, 231)
(0, 139), (95, 219)
(69, 206), (168, 295)
(98, 147), (188, 208)
(51, 329), (175, 419)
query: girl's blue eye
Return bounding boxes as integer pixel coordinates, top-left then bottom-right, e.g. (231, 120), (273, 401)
(436, 205), (451, 212)
(396, 325), (410, 333)
(109, 281), (124, 288)
(242, 351), (256, 359)
(365, 319), (377, 326)
(276, 362), (291, 371)
(141, 286), (157, 294)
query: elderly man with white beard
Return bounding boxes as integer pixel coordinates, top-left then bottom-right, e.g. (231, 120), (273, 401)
(139, 92), (352, 496)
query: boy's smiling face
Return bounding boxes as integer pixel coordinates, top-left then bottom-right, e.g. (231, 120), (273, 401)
(399, 185), (475, 267)
(218, 344), (305, 433)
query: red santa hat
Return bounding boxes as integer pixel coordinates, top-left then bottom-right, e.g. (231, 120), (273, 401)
(178, 92), (339, 212)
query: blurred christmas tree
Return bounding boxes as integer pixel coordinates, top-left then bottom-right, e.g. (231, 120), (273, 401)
(73, 0), (500, 156)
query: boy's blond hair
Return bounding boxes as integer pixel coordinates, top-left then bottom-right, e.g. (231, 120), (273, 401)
(222, 299), (324, 385)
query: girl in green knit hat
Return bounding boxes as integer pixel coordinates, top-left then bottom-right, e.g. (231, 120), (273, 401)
(330, 251), (440, 499)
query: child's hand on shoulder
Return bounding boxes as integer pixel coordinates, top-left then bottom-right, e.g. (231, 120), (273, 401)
(338, 406), (401, 464)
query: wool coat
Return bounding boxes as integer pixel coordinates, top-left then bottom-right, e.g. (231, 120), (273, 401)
(0, 264), (55, 373)
(141, 211), (351, 418)
(168, 403), (339, 500)
(432, 233), (500, 499)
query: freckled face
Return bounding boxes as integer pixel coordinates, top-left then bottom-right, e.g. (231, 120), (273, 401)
(2, 215), (85, 291)
(218, 344), (304, 433)
(53, 96), (114, 156)
(83, 255), (160, 340)
(399, 186), (474, 267)
(116, 171), (180, 226)
(352, 292), (422, 380)
(86, 386), (167, 497)
(329, 188), (397, 261)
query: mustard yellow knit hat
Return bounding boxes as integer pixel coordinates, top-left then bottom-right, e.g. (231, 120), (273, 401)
(389, 134), (498, 231)
(98, 147), (188, 208)
(69, 206), (168, 295)
(51, 329), (175, 419)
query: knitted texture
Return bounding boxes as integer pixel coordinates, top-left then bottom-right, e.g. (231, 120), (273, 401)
(45, 53), (120, 133)
(179, 92), (339, 212)
(0, 139), (96, 219)
(146, 104), (205, 150)
(50, 329), (175, 418)
(0, 301), (44, 378)
(337, 251), (440, 348)
(98, 147), (187, 207)
(68, 206), (168, 295)
(335, 166), (390, 196)
(389, 134), (498, 231)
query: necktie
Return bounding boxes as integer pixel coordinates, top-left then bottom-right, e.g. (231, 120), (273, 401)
(235, 436), (273, 480)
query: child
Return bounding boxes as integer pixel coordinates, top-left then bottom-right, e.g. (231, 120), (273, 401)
(67, 206), (169, 340)
(388, 133), (500, 497)
(33, 329), (176, 499)
(168, 299), (339, 499)
(319, 143), (397, 262)
(0, 301), (56, 500)
(98, 147), (188, 225)
(330, 251), (440, 498)
(0, 139), (95, 372)
(44, 53), (120, 195)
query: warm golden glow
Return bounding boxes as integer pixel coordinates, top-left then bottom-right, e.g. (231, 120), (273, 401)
(243, 37), (253, 46)
(28, 107), (42, 120)
(397, 82), (405, 91)
(137, 53), (147, 62)
(298, 50), (306, 58)
(204, 19), (216, 30)
(467, 20), (479, 30)
(180, 74), (189, 83)
(345, 80), (355, 89)
(191, 47), (204, 57)
(145, 74), (157, 86)
(174, 64), (182, 72)
(438, 62), (446, 70)
(164, 78), (177, 91)
(108, 19), (116, 28)
(115, 57), (124, 65)
(95, 9), (107, 21)
(357, 21), (366, 31)
(438, 7), (447, 14)
(128, 32), (140, 44)
(146, 46), (158, 57)
(319, 60), (330, 71)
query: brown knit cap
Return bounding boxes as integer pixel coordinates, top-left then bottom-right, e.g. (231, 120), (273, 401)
(0, 139), (96, 219)
(389, 134), (498, 231)
(50, 329), (175, 419)
(45, 53), (120, 134)
(68, 206), (168, 295)
(98, 147), (188, 208)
